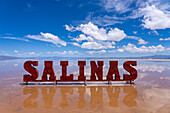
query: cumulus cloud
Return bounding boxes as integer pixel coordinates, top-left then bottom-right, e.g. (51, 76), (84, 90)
(72, 34), (93, 42)
(66, 22), (125, 49)
(65, 25), (76, 32)
(117, 43), (169, 53)
(140, 4), (170, 30)
(138, 39), (148, 45)
(71, 42), (80, 47)
(159, 37), (170, 41)
(126, 36), (148, 45)
(26, 32), (66, 46)
(81, 41), (115, 49)
(74, 22), (126, 41)
(86, 50), (106, 54)
(81, 42), (105, 49)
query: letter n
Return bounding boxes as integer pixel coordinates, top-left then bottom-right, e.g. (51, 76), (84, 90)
(90, 61), (103, 81)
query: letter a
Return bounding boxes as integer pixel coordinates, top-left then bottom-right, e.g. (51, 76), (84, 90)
(42, 61), (56, 81)
(107, 61), (120, 81)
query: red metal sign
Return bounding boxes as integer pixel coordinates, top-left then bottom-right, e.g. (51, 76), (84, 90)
(23, 61), (137, 84)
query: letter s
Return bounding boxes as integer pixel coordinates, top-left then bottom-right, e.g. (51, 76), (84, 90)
(123, 61), (137, 81)
(23, 61), (39, 82)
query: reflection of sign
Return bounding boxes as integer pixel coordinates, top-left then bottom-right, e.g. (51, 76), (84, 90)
(23, 61), (137, 83)
(23, 86), (137, 108)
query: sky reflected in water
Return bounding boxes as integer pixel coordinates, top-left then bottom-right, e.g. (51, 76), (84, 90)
(0, 59), (170, 113)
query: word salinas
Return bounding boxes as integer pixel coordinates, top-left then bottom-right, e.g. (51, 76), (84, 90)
(23, 61), (137, 82)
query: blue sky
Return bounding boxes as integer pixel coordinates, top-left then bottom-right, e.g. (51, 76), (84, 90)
(0, 0), (170, 57)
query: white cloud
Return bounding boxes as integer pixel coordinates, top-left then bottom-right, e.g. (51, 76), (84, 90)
(14, 64), (18, 67)
(108, 50), (116, 53)
(49, 51), (80, 55)
(72, 34), (93, 42)
(125, 36), (139, 40)
(26, 32), (66, 46)
(117, 48), (125, 52)
(138, 39), (148, 45)
(28, 52), (35, 55)
(71, 42), (80, 47)
(0, 36), (29, 41)
(81, 0), (170, 27)
(100, 0), (134, 14)
(65, 25), (76, 32)
(117, 43), (168, 53)
(133, 31), (137, 34)
(140, 4), (170, 30)
(81, 41), (115, 49)
(17, 52), (42, 56)
(66, 22), (124, 49)
(14, 50), (18, 53)
(84, 14), (123, 26)
(81, 42), (106, 49)
(87, 50), (106, 54)
(75, 22), (126, 41)
(126, 36), (148, 45)
(159, 37), (170, 41)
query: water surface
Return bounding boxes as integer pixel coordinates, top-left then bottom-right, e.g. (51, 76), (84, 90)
(0, 59), (170, 113)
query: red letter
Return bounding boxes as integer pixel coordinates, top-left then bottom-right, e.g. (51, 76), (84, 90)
(78, 61), (86, 81)
(23, 61), (38, 82)
(90, 61), (103, 81)
(42, 61), (56, 81)
(107, 61), (120, 81)
(60, 61), (73, 81)
(123, 61), (137, 81)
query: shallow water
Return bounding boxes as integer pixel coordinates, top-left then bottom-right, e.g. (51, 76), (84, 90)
(0, 59), (170, 113)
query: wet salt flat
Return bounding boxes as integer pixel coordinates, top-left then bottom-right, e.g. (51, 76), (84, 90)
(0, 59), (170, 113)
